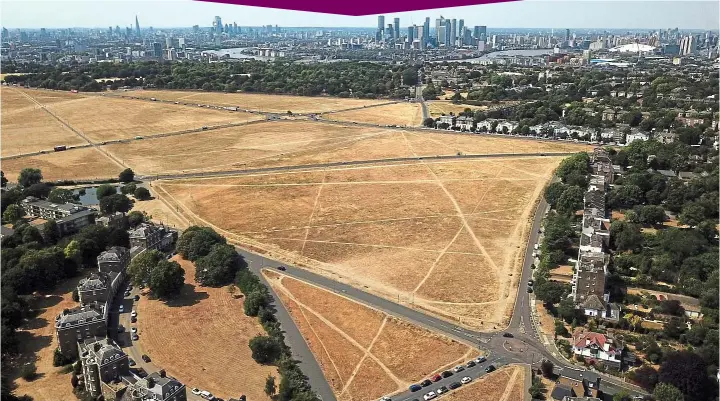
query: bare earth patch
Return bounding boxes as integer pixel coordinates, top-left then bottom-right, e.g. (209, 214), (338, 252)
(155, 156), (561, 330)
(124, 90), (387, 113)
(427, 101), (487, 118)
(328, 102), (424, 126)
(136, 257), (277, 401)
(265, 273), (475, 400)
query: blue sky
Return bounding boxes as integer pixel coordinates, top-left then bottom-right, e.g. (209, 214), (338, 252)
(2, 0), (718, 30)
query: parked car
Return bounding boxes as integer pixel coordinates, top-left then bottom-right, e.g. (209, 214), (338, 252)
(528, 279), (534, 286)
(131, 310), (137, 317)
(441, 370), (454, 378)
(448, 382), (462, 390)
(277, 266), (286, 271)
(485, 365), (496, 373)
(475, 356), (486, 364)
(436, 386), (448, 394)
(461, 377), (472, 384)
(530, 264), (536, 269)
(141, 354), (151, 363)
(131, 316), (137, 323)
(527, 287), (533, 293)
(380, 397), (391, 401)
(421, 379), (432, 387)
(502, 332), (513, 338)
(453, 365), (465, 373)
(131, 327), (137, 333)
(409, 384), (422, 392)
(119, 305), (124, 313)
(124, 291), (131, 297)
(128, 358), (135, 366)
(431, 374), (442, 382)
(423, 391), (436, 401)
(134, 295), (140, 301)
(132, 334), (139, 341)
(466, 360), (476, 368)
(192, 388), (202, 395)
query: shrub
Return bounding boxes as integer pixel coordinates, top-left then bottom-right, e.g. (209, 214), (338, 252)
(53, 348), (72, 367)
(134, 187), (151, 201)
(20, 363), (38, 381)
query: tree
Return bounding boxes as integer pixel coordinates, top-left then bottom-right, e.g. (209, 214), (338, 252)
(653, 383), (684, 401)
(659, 351), (712, 401)
(64, 240), (83, 266)
(42, 220), (59, 244)
(637, 205), (666, 225)
(629, 365), (658, 391)
(127, 250), (164, 286)
(554, 320), (569, 337)
(535, 281), (566, 305)
(1, 171), (7, 187)
(556, 153), (590, 183)
(613, 390), (632, 401)
(249, 336), (282, 364)
(24, 183), (51, 199)
(557, 186), (584, 215)
(48, 188), (77, 204)
(18, 168), (42, 187)
(195, 244), (241, 286)
(53, 348), (71, 367)
(663, 318), (686, 339)
(95, 184), (117, 200)
(244, 290), (269, 317)
(610, 221), (644, 252)
(119, 168), (135, 183)
(148, 260), (185, 298)
(423, 117), (436, 128)
(99, 194), (132, 214)
(558, 297), (577, 323)
(544, 182), (568, 207)
(3, 204), (24, 225)
(176, 226), (226, 261)
(20, 363), (38, 381)
(127, 211), (146, 227)
(120, 183), (137, 195)
(624, 313), (643, 332)
(608, 185), (645, 209)
(265, 375), (277, 397)
(134, 187), (151, 201)
(540, 360), (554, 378)
(678, 203), (707, 227)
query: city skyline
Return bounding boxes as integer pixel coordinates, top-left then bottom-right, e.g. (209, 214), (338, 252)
(2, 1), (718, 30)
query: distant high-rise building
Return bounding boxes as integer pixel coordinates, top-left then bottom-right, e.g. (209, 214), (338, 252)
(450, 19), (457, 46)
(1, 27), (8, 39)
(417, 25), (426, 49)
(435, 17), (445, 42)
(108, 26), (113, 36)
(165, 37), (172, 48)
(438, 24), (446, 46)
(377, 15), (385, 42)
(424, 17), (430, 45)
(135, 15), (141, 38)
(680, 35), (696, 55)
(178, 37), (186, 48)
(458, 19), (464, 42)
(386, 24), (393, 39)
(192, 25), (199, 33)
(233, 22), (238, 34)
(565, 28), (570, 42)
(463, 27), (472, 46)
(214, 16), (223, 33)
(445, 23), (452, 46)
(394, 18), (400, 40)
(152, 42), (162, 58)
(407, 26), (415, 44)
(378, 15), (385, 31)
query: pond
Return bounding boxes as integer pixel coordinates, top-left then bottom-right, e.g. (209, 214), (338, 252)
(72, 184), (123, 206)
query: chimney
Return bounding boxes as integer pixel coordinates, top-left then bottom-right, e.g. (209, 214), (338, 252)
(159, 369), (166, 378)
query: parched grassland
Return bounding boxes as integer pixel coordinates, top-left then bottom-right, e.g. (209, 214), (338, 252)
(265, 273), (476, 401)
(328, 102), (424, 126)
(155, 156), (562, 329)
(124, 90), (388, 113)
(2, 147), (123, 182)
(426, 101), (488, 118)
(442, 365), (525, 401)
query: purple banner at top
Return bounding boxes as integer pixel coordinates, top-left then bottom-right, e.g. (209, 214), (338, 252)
(195, 0), (520, 16)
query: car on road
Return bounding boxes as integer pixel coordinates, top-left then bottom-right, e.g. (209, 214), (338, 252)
(131, 327), (137, 333)
(124, 291), (131, 297)
(503, 332), (513, 338)
(131, 316), (137, 323)
(131, 310), (137, 317)
(466, 360), (476, 368)
(141, 354), (151, 363)
(380, 397), (391, 401)
(530, 264), (536, 269)
(277, 266), (286, 271)
(475, 356), (486, 364)
(119, 305), (124, 313)
(441, 370), (454, 378)
(192, 388), (202, 396)
(527, 287), (533, 293)
(423, 391), (436, 400)
(431, 374), (442, 382)
(453, 365), (465, 373)
(436, 386), (448, 394)
(485, 365), (496, 373)
(409, 384), (422, 392)
(420, 379), (432, 387)
(200, 390), (214, 399)
(132, 334), (139, 341)
(461, 376), (472, 384)
(128, 284), (133, 290)
(134, 295), (140, 301)
(528, 279), (534, 286)
(448, 382), (462, 390)
(128, 358), (135, 366)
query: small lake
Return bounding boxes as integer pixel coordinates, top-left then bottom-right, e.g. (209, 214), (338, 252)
(72, 184), (123, 206)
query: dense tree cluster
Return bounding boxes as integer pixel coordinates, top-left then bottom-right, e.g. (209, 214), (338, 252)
(176, 226), (241, 286)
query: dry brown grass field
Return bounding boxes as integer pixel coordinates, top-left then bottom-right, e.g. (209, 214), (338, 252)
(155, 156), (562, 329)
(41, 96), (258, 142)
(136, 257), (277, 401)
(1, 88), (88, 157)
(426, 101), (488, 118)
(328, 102), (424, 126)
(2, 147), (124, 182)
(9, 278), (78, 401)
(124, 90), (387, 113)
(442, 365), (525, 401)
(265, 273), (476, 401)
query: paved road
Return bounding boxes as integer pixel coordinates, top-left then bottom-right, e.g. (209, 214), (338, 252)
(138, 152), (575, 182)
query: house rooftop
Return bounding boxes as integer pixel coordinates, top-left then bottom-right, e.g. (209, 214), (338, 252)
(55, 302), (106, 328)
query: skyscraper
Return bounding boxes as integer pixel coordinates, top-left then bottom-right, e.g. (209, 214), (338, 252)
(458, 19), (464, 43)
(424, 17), (430, 46)
(450, 19), (457, 46)
(394, 18), (400, 40)
(407, 26), (414, 44)
(377, 15), (385, 42)
(378, 15), (385, 31)
(435, 17), (444, 42)
(565, 29), (570, 42)
(445, 23), (452, 47)
(135, 16), (141, 38)
(214, 16), (223, 33)
(417, 25), (426, 49)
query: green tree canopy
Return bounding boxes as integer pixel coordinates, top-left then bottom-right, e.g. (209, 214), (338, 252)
(95, 184), (117, 200)
(18, 168), (42, 187)
(99, 194), (132, 214)
(149, 260), (185, 298)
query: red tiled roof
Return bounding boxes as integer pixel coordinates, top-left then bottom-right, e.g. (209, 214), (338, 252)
(574, 331), (607, 349)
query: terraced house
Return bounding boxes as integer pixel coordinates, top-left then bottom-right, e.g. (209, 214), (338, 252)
(78, 337), (130, 399)
(55, 302), (108, 359)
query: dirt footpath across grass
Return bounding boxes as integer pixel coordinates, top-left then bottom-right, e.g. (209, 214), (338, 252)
(155, 156), (562, 330)
(442, 365), (525, 401)
(136, 257), (277, 401)
(265, 272), (478, 401)
(2, 147), (124, 182)
(328, 102), (424, 126)
(9, 278), (79, 401)
(123, 89), (387, 113)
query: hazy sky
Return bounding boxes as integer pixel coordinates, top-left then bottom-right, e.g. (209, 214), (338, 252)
(2, 0), (718, 30)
